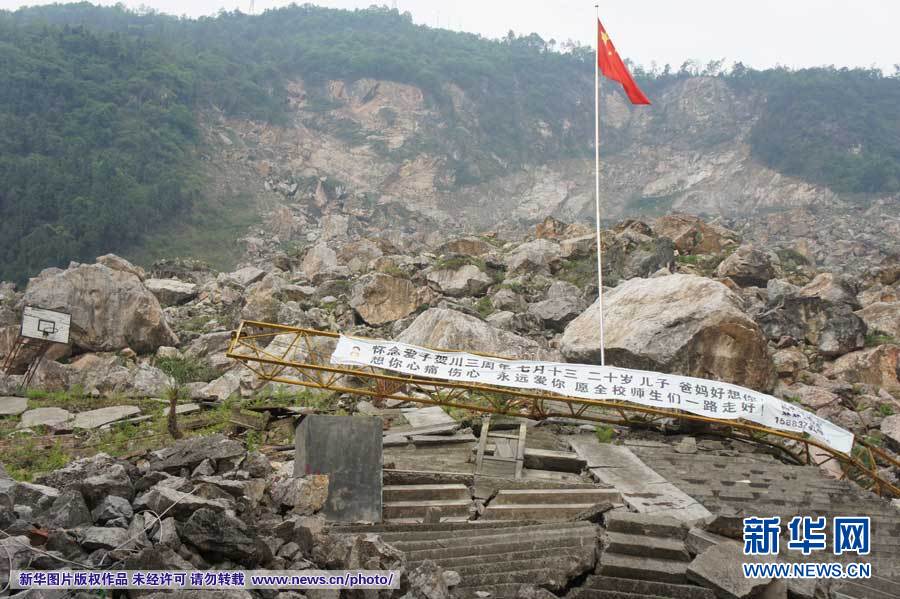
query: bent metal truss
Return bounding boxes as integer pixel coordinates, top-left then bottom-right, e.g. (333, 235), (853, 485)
(227, 319), (900, 499)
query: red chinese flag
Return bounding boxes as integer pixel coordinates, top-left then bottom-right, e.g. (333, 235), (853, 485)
(597, 19), (650, 105)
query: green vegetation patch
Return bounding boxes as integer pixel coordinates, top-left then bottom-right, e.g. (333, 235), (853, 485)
(155, 355), (219, 385)
(865, 329), (898, 347)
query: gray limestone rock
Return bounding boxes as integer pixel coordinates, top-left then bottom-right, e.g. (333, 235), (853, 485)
(91, 495), (134, 525)
(148, 433), (244, 472)
(42, 489), (92, 529)
(79, 526), (130, 550)
(80, 463), (134, 504)
(179, 507), (271, 566)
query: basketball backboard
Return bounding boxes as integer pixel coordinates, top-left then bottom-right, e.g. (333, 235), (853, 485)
(20, 306), (71, 344)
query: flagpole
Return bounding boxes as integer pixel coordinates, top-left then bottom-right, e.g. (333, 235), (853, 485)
(594, 4), (606, 367)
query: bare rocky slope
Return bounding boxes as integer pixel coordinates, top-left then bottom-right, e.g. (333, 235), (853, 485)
(197, 74), (900, 280)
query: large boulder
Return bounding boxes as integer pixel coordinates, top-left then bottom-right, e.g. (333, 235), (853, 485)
(604, 222), (676, 283)
(505, 239), (561, 274)
(426, 264), (492, 297)
(652, 214), (738, 255)
(398, 308), (542, 359)
(23, 263), (178, 353)
(96, 254), (146, 280)
(337, 239), (384, 274)
(301, 243), (338, 279)
(882, 414), (900, 453)
(130, 363), (175, 397)
(772, 347), (809, 381)
(560, 234), (597, 259)
(350, 273), (434, 326)
(436, 237), (495, 257)
(527, 297), (584, 332)
(715, 245), (775, 287)
(144, 278), (198, 307)
(561, 275), (774, 391)
(758, 276), (866, 358)
(856, 302), (900, 340)
(800, 273), (860, 308)
(241, 274), (287, 323)
(221, 266), (266, 288)
(830, 345), (900, 395)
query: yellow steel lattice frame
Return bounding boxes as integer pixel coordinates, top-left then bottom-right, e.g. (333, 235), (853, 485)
(227, 320), (900, 499)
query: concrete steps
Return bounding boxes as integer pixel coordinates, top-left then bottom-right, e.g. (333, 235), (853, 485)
(833, 577), (900, 599)
(605, 512), (687, 539)
(596, 512), (692, 587)
(481, 503), (602, 521)
(629, 446), (900, 573)
(335, 520), (524, 535)
(376, 521), (598, 596)
(448, 554), (589, 578)
(459, 567), (572, 591)
(415, 545), (593, 570)
(383, 483), (469, 502)
(382, 499), (471, 520)
(597, 553), (689, 585)
(400, 530), (595, 561)
(572, 576), (716, 599)
(381, 482), (472, 523)
(605, 531), (690, 561)
(481, 487), (622, 521)
(393, 523), (594, 551)
(490, 488), (621, 505)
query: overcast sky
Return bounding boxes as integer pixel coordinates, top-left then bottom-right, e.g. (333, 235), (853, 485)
(2, 0), (898, 72)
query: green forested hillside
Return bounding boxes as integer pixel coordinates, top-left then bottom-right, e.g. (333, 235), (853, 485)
(0, 16), (201, 282)
(1, 3), (899, 282)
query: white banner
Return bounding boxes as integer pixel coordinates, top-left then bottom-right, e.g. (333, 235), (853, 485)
(330, 335), (854, 454)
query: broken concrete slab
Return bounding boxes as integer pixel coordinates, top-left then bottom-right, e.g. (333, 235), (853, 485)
(687, 541), (772, 599)
(409, 432), (477, 445)
(383, 434), (414, 447)
(0, 397), (27, 416)
(402, 406), (456, 427)
(384, 422), (459, 439)
(17, 407), (73, 429)
(174, 402), (201, 415)
(569, 436), (712, 524)
(71, 405), (141, 429)
(686, 527), (734, 556)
